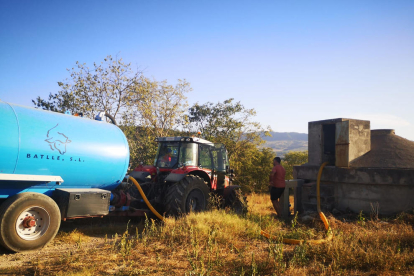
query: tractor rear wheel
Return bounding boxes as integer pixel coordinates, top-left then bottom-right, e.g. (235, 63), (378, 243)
(165, 175), (210, 216)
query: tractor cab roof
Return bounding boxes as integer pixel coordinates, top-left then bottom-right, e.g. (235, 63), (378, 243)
(155, 137), (215, 147)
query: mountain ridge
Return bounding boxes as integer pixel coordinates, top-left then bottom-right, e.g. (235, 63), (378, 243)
(261, 131), (308, 156)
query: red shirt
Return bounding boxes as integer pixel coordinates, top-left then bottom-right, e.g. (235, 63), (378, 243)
(271, 164), (286, 188)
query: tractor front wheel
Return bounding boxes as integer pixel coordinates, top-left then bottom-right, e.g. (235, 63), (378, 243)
(165, 175), (210, 216)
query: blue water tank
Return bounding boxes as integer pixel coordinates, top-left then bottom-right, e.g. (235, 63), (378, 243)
(0, 101), (129, 197)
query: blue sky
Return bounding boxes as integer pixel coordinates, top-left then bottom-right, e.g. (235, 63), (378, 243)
(1, 0), (413, 140)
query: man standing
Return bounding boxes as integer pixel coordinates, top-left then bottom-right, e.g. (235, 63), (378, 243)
(269, 157), (286, 217)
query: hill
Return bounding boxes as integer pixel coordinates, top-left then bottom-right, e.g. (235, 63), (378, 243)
(261, 131), (308, 156)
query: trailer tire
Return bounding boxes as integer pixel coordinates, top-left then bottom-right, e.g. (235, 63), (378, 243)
(165, 175), (210, 216)
(0, 192), (61, 252)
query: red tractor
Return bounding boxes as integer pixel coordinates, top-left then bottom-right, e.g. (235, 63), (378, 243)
(128, 136), (246, 216)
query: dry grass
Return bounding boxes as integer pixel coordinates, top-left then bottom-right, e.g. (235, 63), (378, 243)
(1, 193), (414, 275)
(54, 228), (91, 245)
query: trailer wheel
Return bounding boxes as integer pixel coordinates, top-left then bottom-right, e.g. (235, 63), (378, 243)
(226, 188), (248, 215)
(165, 175), (210, 216)
(0, 192), (61, 252)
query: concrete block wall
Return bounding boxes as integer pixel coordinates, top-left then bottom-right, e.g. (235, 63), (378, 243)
(347, 120), (371, 164)
(294, 165), (414, 215)
(308, 118), (370, 167)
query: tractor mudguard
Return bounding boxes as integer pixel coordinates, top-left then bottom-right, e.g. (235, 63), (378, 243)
(165, 173), (187, 183)
(129, 171), (151, 183)
(222, 185), (248, 214)
(223, 185), (241, 199)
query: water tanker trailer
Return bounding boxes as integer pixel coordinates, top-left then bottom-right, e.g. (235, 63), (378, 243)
(0, 100), (130, 252)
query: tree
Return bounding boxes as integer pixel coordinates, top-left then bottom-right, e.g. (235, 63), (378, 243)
(187, 98), (271, 192)
(281, 151), (308, 180)
(187, 98), (269, 159)
(33, 55), (190, 169)
(231, 145), (274, 193)
(134, 77), (190, 138)
(122, 78), (190, 166)
(33, 55), (141, 122)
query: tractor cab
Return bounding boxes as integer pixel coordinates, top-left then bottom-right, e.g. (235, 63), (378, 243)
(156, 136), (227, 167)
(129, 136), (243, 216)
(153, 138), (197, 169)
(132, 137), (231, 190)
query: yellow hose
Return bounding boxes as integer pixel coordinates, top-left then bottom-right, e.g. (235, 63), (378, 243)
(261, 162), (332, 245)
(129, 176), (164, 221)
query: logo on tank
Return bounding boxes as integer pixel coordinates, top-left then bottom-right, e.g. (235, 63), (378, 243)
(25, 124), (85, 163)
(44, 124), (71, 155)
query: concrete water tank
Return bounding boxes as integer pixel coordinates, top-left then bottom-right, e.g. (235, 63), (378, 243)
(295, 118), (414, 215)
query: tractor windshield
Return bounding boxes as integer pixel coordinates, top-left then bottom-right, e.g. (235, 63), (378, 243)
(155, 142), (180, 168)
(155, 142), (198, 168)
(178, 143), (198, 166)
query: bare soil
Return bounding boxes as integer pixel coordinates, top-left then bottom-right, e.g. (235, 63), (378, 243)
(0, 216), (142, 270)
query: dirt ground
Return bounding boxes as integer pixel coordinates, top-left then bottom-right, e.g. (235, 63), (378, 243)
(0, 216), (141, 270)
(0, 196), (295, 272)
